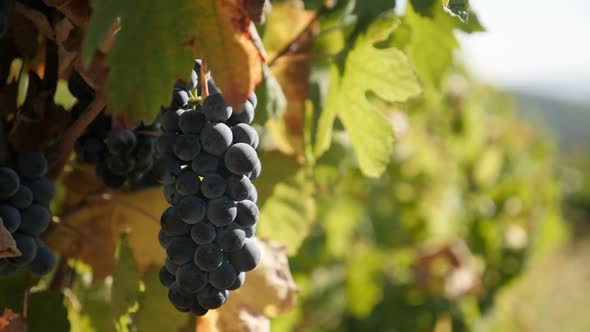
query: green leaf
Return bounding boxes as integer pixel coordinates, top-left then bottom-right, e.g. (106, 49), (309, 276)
(76, 282), (113, 332)
(315, 16), (421, 177)
(352, 0), (396, 36)
(84, 0), (194, 120)
(255, 65), (287, 125)
(321, 198), (364, 258)
(112, 233), (141, 320)
(405, 2), (459, 87)
(135, 269), (189, 332)
(0, 270), (31, 311)
(28, 291), (70, 332)
(409, 0), (438, 17)
(258, 170), (316, 256)
(442, 0), (469, 22)
(346, 244), (383, 317)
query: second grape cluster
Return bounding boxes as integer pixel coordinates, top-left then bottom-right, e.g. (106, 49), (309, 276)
(153, 61), (262, 315)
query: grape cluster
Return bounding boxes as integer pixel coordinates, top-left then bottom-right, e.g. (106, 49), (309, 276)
(69, 72), (160, 188)
(0, 153), (56, 277)
(154, 62), (262, 315)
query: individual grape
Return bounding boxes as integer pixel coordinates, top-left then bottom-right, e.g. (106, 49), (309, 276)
(0, 204), (21, 232)
(172, 89), (190, 109)
(16, 152), (48, 178)
(227, 272), (246, 290)
(158, 229), (175, 249)
(160, 207), (191, 236)
(175, 171), (200, 196)
(165, 257), (180, 274)
(248, 93), (258, 108)
(106, 130), (137, 155)
(28, 240), (56, 276)
(225, 175), (255, 201)
(176, 263), (208, 294)
(248, 158), (262, 181)
(173, 134), (201, 161)
(231, 123), (259, 149)
(216, 226), (246, 252)
(177, 196), (207, 224)
(207, 196), (237, 227)
(19, 205), (51, 236)
(243, 224), (257, 238)
(200, 174), (226, 199)
(156, 132), (177, 157)
(200, 123), (232, 156)
(28, 178), (55, 205)
(9, 185), (32, 209)
(247, 185), (258, 203)
(191, 152), (219, 176)
(106, 155), (136, 175)
(202, 93), (232, 122)
(190, 302), (208, 316)
(194, 244), (223, 272)
(163, 183), (183, 205)
(209, 262), (237, 290)
(96, 164), (126, 188)
(159, 266), (176, 287)
(76, 136), (105, 164)
(178, 110), (206, 134)
(9, 233), (37, 266)
(161, 109), (181, 132)
(166, 237), (197, 265)
(0, 167), (19, 199)
(196, 285), (229, 310)
(235, 200), (259, 227)
(190, 222), (216, 245)
(168, 282), (194, 309)
(227, 101), (254, 125)
(228, 238), (260, 272)
(224, 143), (258, 175)
(151, 157), (182, 185)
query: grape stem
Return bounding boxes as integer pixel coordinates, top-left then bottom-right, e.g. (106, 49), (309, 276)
(201, 59), (209, 98)
(47, 94), (107, 178)
(267, 4), (328, 67)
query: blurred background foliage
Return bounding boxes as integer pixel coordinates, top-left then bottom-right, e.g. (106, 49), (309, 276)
(257, 0), (587, 331)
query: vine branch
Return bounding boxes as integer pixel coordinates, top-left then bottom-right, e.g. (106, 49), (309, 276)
(47, 94), (106, 178)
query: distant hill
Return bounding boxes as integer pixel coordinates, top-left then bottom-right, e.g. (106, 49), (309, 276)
(509, 90), (590, 153)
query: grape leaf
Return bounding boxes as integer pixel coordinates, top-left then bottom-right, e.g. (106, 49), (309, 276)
(27, 291), (70, 332)
(0, 270), (30, 312)
(83, 0), (194, 120)
(315, 16), (421, 177)
(258, 170), (315, 256)
(112, 233), (141, 320)
(0, 221), (19, 258)
(134, 269), (189, 332)
(192, 0), (264, 106)
(75, 282), (113, 332)
(346, 243), (383, 317)
(404, 2), (459, 87)
(46, 165), (167, 279)
(254, 65), (286, 125)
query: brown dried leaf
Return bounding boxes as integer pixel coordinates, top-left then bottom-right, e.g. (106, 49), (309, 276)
(0, 221), (20, 259)
(198, 240), (297, 332)
(45, 165), (166, 279)
(0, 309), (26, 332)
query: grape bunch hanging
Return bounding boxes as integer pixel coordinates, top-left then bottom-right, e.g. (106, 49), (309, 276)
(0, 153), (56, 276)
(70, 72), (160, 189)
(154, 60), (262, 315)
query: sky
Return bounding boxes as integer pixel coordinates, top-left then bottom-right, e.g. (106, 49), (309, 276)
(398, 0), (590, 102)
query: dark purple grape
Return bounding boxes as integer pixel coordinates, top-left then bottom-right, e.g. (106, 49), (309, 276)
(228, 238), (260, 272)
(224, 143), (258, 175)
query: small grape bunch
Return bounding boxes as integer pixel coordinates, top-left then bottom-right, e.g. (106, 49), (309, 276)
(153, 61), (261, 315)
(69, 71), (160, 189)
(0, 152), (57, 277)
